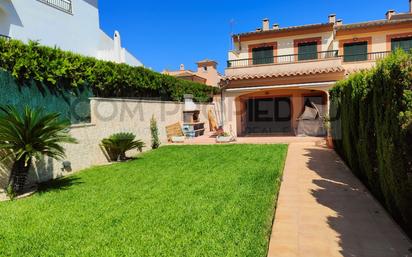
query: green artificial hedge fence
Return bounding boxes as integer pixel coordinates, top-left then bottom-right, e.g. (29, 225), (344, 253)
(0, 38), (218, 102)
(330, 50), (412, 235)
(0, 69), (92, 124)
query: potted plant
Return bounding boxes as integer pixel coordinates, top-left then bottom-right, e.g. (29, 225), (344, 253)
(323, 116), (334, 149)
(216, 132), (235, 143)
(0, 105), (77, 197)
(101, 132), (145, 162)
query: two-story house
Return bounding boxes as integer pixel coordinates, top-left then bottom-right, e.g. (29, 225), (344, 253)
(221, 1), (412, 137)
(0, 0), (142, 66)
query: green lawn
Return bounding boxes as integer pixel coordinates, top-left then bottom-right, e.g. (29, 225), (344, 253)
(0, 144), (287, 257)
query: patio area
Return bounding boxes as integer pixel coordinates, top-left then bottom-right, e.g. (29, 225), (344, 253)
(174, 132), (325, 145)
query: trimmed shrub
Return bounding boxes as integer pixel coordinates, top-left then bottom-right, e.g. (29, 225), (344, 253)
(150, 115), (161, 149)
(330, 50), (412, 236)
(0, 39), (219, 102)
(101, 133), (145, 162)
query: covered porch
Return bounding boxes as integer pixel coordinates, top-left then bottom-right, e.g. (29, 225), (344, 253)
(220, 82), (336, 137)
(219, 66), (345, 137)
(175, 131), (325, 145)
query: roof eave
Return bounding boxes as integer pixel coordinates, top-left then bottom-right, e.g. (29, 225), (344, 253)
(233, 23), (334, 41)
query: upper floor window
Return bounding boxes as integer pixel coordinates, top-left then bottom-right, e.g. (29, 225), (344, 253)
(37, 0), (73, 14)
(297, 42), (318, 61)
(391, 37), (412, 52)
(343, 42), (368, 62)
(252, 46), (274, 65)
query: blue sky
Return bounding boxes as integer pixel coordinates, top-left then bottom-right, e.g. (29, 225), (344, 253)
(99, 0), (408, 73)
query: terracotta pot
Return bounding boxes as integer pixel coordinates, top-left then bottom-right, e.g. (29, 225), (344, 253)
(326, 136), (334, 149)
(216, 136), (234, 143)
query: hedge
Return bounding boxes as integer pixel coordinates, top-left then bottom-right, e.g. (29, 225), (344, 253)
(330, 50), (412, 236)
(0, 38), (219, 102)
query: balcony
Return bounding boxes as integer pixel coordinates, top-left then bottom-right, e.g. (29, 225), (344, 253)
(342, 51), (391, 63)
(227, 50), (339, 68)
(227, 50), (393, 68)
(37, 0), (72, 14)
(225, 50), (393, 78)
(225, 50), (342, 78)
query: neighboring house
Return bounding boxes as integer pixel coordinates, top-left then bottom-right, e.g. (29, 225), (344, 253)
(222, 0), (412, 136)
(0, 0), (142, 66)
(163, 60), (222, 87)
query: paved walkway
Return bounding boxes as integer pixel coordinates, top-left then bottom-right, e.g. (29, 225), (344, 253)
(268, 142), (412, 257)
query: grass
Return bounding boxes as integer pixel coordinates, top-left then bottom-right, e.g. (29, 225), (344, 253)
(0, 144), (288, 257)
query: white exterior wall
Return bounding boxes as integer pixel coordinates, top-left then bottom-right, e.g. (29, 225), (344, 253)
(0, 0), (142, 66)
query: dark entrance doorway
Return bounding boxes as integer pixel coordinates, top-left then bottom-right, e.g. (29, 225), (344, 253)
(246, 97), (292, 134)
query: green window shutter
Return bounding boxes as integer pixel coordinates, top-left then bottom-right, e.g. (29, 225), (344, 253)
(252, 47), (274, 65)
(391, 37), (412, 52)
(344, 42), (368, 62)
(298, 42), (318, 61)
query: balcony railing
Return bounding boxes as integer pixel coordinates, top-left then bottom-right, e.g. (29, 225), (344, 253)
(227, 50), (393, 68)
(227, 50), (339, 68)
(342, 51), (391, 63)
(37, 0), (72, 14)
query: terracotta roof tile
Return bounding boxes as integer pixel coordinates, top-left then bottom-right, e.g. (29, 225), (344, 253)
(223, 66), (344, 81)
(344, 68), (368, 76)
(336, 17), (412, 31)
(234, 23), (332, 38)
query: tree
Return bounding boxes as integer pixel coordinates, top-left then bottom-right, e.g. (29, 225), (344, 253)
(0, 106), (77, 196)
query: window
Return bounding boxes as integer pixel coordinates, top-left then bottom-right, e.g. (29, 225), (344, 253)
(343, 42), (368, 62)
(252, 46), (274, 65)
(203, 66), (208, 72)
(246, 97), (292, 134)
(391, 37), (412, 52)
(298, 42), (318, 61)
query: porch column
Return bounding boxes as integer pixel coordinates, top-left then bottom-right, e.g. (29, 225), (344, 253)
(325, 90), (330, 117)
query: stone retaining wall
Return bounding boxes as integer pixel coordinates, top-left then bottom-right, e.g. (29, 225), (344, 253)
(0, 98), (214, 188)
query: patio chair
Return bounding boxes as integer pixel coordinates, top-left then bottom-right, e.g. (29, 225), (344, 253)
(208, 108), (225, 137)
(165, 122), (185, 143)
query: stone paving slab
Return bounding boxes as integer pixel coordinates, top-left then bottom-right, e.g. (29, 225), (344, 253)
(268, 142), (412, 257)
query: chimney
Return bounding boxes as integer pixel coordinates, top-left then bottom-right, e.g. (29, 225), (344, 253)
(386, 10), (395, 20)
(410, 0), (412, 13)
(180, 64), (185, 71)
(262, 18), (270, 31)
(272, 23), (279, 30)
(336, 19), (343, 26)
(328, 14), (336, 24)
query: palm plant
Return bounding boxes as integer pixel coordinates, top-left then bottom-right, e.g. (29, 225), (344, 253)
(101, 132), (145, 162)
(0, 105), (77, 195)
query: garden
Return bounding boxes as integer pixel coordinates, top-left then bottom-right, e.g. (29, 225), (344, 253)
(0, 144), (287, 257)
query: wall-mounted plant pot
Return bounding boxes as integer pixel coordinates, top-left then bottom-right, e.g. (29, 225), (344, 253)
(326, 136), (334, 149)
(216, 136), (234, 143)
